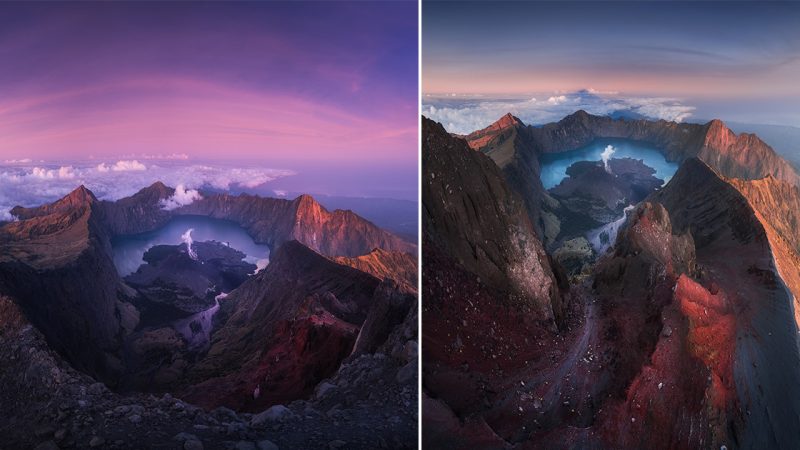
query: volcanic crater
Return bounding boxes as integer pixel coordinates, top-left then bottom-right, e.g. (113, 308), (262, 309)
(0, 182), (419, 449)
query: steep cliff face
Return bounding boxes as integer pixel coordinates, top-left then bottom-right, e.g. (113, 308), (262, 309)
(102, 184), (415, 257)
(0, 187), (130, 381)
(99, 181), (174, 235)
(178, 240), (383, 411)
(423, 116), (562, 323)
(723, 175), (800, 328)
(465, 113), (549, 238)
(289, 194), (416, 256)
(422, 116), (572, 447)
(640, 159), (800, 450)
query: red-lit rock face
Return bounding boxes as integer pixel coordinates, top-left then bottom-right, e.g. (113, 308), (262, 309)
(182, 305), (360, 412)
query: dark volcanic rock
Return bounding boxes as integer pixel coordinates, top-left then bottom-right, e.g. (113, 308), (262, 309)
(126, 240), (256, 320)
(0, 294), (416, 450)
(0, 187), (132, 382)
(178, 240), (383, 411)
(423, 116), (562, 324)
(550, 157), (663, 228)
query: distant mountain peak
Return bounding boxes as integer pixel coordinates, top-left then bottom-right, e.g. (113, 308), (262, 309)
(491, 112), (522, 130)
(66, 185), (97, 202)
(560, 109), (592, 123)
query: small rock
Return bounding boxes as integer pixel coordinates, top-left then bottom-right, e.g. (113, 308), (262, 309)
(235, 442), (256, 450)
(328, 441), (347, 449)
(87, 382), (106, 396)
(174, 432), (199, 442)
(662, 325), (673, 337)
(211, 406), (238, 421)
(89, 436), (105, 447)
(315, 382), (337, 399)
(395, 360), (417, 385)
(128, 414), (142, 424)
(54, 429), (67, 441)
(658, 382), (664, 390)
(250, 405), (293, 427)
(257, 440), (279, 450)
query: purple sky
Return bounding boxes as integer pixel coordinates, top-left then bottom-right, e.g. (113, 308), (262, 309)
(423, 1), (800, 129)
(0, 1), (418, 199)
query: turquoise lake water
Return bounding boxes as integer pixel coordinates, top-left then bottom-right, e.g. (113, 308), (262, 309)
(111, 215), (271, 277)
(539, 139), (679, 189)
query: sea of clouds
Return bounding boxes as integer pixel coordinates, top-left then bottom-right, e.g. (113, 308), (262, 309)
(0, 159), (295, 221)
(423, 89), (696, 134)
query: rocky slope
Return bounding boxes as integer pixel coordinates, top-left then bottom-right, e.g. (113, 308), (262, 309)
(422, 116), (571, 446)
(0, 187), (133, 382)
(333, 248), (418, 294)
(464, 113), (549, 239)
(423, 116), (563, 324)
(176, 241), (387, 411)
(0, 294), (416, 450)
(725, 175), (800, 327)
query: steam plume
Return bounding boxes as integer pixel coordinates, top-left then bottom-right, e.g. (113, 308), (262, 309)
(182, 228), (198, 260)
(601, 145), (615, 172)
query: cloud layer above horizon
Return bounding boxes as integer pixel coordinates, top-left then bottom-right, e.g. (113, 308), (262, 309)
(423, 1), (800, 127)
(0, 160), (295, 221)
(424, 90), (696, 134)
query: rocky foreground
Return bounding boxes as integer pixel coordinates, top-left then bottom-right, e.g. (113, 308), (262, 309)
(1, 295), (416, 450)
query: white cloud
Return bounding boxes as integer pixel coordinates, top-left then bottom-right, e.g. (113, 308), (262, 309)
(3, 158), (32, 164)
(273, 190), (288, 197)
(111, 160), (146, 171)
(160, 184), (202, 210)
(423, 89), (696, 134)
(0, 161), (296, 220)
(28, 166), (76, 180)
(0, 209), (17, 222)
